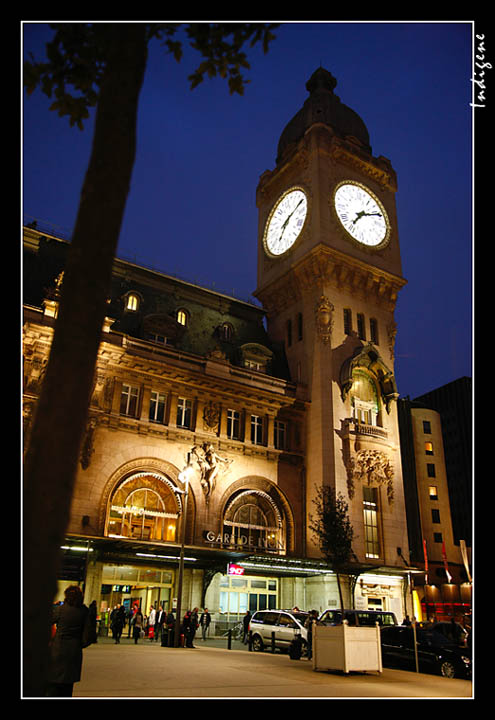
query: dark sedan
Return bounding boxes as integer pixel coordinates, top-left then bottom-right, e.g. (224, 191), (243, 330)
(380, 625), (471, 679)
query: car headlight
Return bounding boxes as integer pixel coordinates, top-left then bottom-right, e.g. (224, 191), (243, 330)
(461, 656), (471, 665)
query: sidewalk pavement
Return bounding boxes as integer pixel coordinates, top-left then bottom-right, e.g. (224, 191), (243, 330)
(73, 636), (473, 699)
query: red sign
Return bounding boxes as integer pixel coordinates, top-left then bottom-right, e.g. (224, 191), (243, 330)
(228, 563), (245, 576)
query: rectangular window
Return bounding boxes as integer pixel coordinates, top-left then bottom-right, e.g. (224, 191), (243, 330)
(250, 415), (263, 445)
(427, 463), (436, 478)
(423, 420), (431, 434)
(177, 397), (192, 428)
(227, 409), (241, 440)
(120, 384), (139, 417)
(429, 485), (438, 500)
(425, 441), (434, 455)
(343, 308), (352, 335)
(357, 313), (366, 340)
(433, 532), (443, 543)
(370, 318), (379, 344)
(432, 509), (441, 523)
(363, 486), (380, 558)
(149, 391), (167, 423)
(274, 420), (287, 450)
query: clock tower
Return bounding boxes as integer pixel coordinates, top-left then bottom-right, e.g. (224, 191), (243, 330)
(255, 68), (410, 569)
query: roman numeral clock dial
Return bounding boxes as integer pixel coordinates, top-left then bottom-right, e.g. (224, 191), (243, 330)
(263, 187), (308, 257)
(334, 181), (390, 249)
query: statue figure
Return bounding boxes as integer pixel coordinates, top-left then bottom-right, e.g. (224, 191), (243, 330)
(191, 443), (233, 501)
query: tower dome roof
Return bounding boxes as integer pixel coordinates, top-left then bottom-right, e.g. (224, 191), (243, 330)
(276, 67), (371, 163)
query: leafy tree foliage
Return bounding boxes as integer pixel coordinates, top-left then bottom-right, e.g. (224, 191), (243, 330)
(309, 486), (356, 610)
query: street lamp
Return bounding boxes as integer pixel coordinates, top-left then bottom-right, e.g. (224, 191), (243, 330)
(173, 453), (194, 648)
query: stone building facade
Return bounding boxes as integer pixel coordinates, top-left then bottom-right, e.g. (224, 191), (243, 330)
(23, 68), (416, 632)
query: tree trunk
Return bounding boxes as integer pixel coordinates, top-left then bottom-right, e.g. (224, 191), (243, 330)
(23, 24), (148, 697)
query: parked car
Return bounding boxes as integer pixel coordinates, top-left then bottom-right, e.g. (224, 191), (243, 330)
(425, 621), (469, 647)
(249, 609), (309, 652)
(318, 608), (398, 627)
(380, 625), (472, 679)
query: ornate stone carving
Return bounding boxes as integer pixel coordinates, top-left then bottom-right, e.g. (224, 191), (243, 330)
(80, 416), (97, 470)
(315, 295), (334, 344)
(349, 449), (394, 505)
(191, 443), (233, 502)
(203, 401), (220, 433)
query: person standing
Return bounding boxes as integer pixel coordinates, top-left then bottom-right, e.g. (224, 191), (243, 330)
(155, 606), (165, 642)
(46, 585), (92, 697)
(305, 610), (319, 660)
(132, 607), (144, 644)
(242, 610), (251, 644)
(189, 607), (199, 647)
(147, 606), (156, 640)
(199, 608), (211, 640)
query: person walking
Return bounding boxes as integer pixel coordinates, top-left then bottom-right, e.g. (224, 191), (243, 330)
(132, 607), (144, 644)
(110, 604), (126, 643)
(200, 608), (211, 640)
(147, 605), (156, 640)
(46, 585), (94, 697)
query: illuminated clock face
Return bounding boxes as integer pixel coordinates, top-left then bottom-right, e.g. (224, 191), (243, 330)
(334, 182), (390, 248)
(263, 188), (308, 257)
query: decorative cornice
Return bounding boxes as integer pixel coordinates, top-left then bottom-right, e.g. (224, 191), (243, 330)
(255, 245), (406, 314)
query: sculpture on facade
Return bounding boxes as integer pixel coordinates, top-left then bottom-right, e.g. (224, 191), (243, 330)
(191, 442), (233, 501)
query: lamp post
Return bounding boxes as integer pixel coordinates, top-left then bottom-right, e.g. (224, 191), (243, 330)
(174, 454), (193, 648)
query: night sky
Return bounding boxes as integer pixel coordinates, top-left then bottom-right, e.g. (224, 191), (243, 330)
(22, 21), (473, 400)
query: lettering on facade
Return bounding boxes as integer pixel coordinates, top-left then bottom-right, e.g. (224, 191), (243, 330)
(204, 530), (284, 550)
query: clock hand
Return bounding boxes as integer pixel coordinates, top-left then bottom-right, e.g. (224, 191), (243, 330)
(279, 199), (304, 238)
(352, 211), (382, 225)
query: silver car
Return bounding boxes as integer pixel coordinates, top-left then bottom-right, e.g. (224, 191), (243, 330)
(249, 609), (309, 652)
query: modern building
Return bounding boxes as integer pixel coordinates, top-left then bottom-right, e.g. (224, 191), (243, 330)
(23, 68), (416, 632)
(398, 383), (473, 623)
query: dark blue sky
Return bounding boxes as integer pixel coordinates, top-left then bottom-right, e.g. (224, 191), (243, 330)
(22, 21), (473, 400)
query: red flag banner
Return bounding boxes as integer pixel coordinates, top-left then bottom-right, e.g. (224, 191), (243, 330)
(423, 539), (429, 585)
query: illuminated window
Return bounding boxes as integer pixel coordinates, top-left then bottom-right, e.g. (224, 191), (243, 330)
(177, 309), (188, 326)
(429, 485), (438, 500)
(351, 370), (380, 426)
(363, 486), (380, 558)
(177, 397), (192, 428)
(107, 477), (179, 543)
(425, 441), (434, 455)
(227, 409), (241, 440)
(220, 323), (233, 341)
(120, 384), (139, 417)
(149, 391), (167, 424)
(126, 293), (140, 311)
(250, 415), (263, 445)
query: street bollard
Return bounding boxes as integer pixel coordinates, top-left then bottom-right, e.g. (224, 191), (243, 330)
(227, 629), (232, 650)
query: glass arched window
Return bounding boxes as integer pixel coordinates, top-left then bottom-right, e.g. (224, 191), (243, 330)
(177, 309), (188, 326)
(126, 293), (140, 311)
(223, 490), (284, 553)
(107, 475), (179, 542)
(350, 369), (380, 426)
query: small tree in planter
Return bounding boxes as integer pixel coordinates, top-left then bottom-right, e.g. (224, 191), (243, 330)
(309, 485), (356, 611)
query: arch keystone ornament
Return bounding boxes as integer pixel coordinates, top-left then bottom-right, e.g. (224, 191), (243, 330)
(315, 295), (334, 344)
